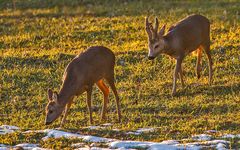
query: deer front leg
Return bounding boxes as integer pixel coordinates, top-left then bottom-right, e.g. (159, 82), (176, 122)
(60, 98), (73, 128)
(86, 86), (93, 124)
(172, 57), (183, 96)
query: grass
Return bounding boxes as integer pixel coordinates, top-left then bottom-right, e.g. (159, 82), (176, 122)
(0, 0), (240, 148)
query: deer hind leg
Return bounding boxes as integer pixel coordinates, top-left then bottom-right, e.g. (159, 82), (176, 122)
(86, 86), (93, 124)
(60, 97), (74, 127)
(172, 57), (183, 96)
(179, 65), (185, 88)
(196, 47), (203, 79)
(96, 79), (110, 121)
(105, 71), (121, 122)
(201, 42), (213, 85)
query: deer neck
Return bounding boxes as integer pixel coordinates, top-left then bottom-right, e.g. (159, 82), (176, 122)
(162, 37), (170, 53)
(58, 82), (77, 106)
(162, 36), (177, 58)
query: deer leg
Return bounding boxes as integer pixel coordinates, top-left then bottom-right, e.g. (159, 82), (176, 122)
(179, 65), (185, 88)
(106, 72), (121, 123)
(60, 98), (73, 128)
(86, 86), (93, 124)
(196, 48), (203, 79)
(172, 57), (183, 96)
(96, 79), (110, 121)
(202, 43), (213, 85)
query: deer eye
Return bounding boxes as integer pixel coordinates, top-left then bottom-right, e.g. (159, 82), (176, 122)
(49, 110), (53, 114)
(154, 45), (159, 49)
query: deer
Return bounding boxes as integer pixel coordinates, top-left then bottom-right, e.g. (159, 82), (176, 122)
(145, 14), (213, 96)
(45, 46), (121, 127)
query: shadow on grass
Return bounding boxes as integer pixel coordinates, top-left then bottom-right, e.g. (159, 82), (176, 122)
(1, 53), (75, 70)
(1, 0), (239, 18)
(176, 83), (240, 97)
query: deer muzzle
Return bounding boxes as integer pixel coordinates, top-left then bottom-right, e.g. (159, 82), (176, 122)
(148, 56), (155, 60)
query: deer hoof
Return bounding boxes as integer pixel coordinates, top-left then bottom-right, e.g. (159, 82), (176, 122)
(101, 116), (107, 122)
(171, 91), (177, 96)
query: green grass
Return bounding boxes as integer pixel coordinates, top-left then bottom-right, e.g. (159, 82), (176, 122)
(0, 0), (240, 148)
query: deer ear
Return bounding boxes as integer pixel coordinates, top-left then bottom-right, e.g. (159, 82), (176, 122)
(47, 89), (53, 101)
(52, 92), (59, 104)
(158, 25), (166, 36)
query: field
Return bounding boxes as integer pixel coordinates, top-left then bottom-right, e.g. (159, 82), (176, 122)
(0, 0), (240, 149)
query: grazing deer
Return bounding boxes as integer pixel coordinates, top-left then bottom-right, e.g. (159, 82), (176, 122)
(145, 14), (213, 96)
(45, 46), (121, 126)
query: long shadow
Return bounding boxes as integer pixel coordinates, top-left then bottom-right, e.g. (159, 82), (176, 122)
(1, 0), (239, 18)
(1, 54), (75, 101)
(173, 83), (240, 97)
(72, 29), (121, 43)
(1, 53), (75, 70)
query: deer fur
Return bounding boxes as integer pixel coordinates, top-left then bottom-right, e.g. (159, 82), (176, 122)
(45, 46), (121, 126)
(145, 14), (213, 96)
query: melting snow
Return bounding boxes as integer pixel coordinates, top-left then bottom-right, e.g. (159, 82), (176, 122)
(88, 126), (105, 130)
(126, 131), (141, 135)
(82, 135), (114, 143)
(72, 143), (85, 148)
(0, 143), (46, 150)
(221, 134), (240, 138)
(126, 127), (156, 135)
(41, 129), (114, 143)
(206, 130), (217, 133)
(110, 141), (153, 149)
(135, 128), (156, 133)
(109, 140), (201, 150)
(1, 125), (239, 150)
(75, 147), (116, 150)
(102, 123), (112, 127)
(191, 134), (212, 141)
(87, 123), (113, 130)
(160, 140), (179, 145)
(0, 125), (20, 135)
(216, 143), (227, 150)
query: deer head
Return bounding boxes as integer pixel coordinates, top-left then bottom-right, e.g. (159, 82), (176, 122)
(145, 17), (166, 60)
(45, 89), (65, 125)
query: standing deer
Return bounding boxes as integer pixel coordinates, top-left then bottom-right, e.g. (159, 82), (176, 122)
(45, 46), (121, 126)
(145, 14), (213, 96)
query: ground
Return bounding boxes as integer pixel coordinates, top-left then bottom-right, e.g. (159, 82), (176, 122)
(0, 0), (240, 149)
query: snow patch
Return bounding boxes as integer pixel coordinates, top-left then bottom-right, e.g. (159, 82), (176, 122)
(87, 123), (112, 130)
(0, 125), (20, 135)
(41, 129), (114, 143)
(147, 144), (179, 150)
(221, 134), (240, 139)
(135, 128), (156, 133)
(102, 123), (112, 127)
(205, 140), (230, 145)
(72, 143), (85, 148)
(160, 140), (179, 145)
(126, 127), (156, 135)
(0, 144), (8, 150)
(88, 126), (105, 130)
(0, 143), (46, 150)
(126, 131), (141, 135)
(82, 135), (114, 143)
(109, 140), (201, 150)
(75, 147), (116, 150)
(191, 134), (212, 141)
(216, 143), (227, 150)
(110, 141), (153, 149)
(206, 130), (217, 133)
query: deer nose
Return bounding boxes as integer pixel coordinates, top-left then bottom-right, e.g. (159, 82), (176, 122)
(148, 56), (155, 60)
(45, 121), (52, 125)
